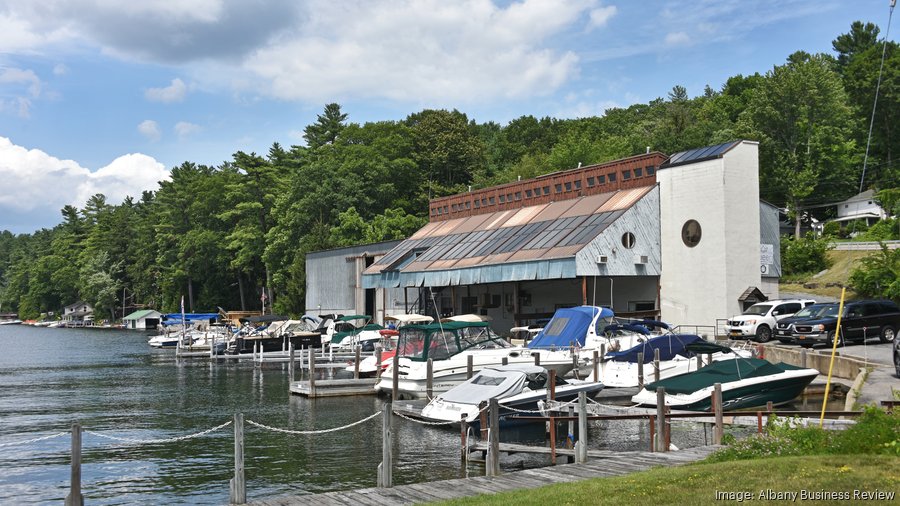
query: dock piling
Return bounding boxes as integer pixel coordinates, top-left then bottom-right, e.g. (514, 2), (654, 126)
(655, 387), (666, 452)
(466, 355), (474, 379)
(354, 346), (361, 380)
(426, 359), (433, 400)
(229, 413), (246, 505)
(637, 352), (644, 388)
(379, 403), (392, 488)
(713, 383), (724, 444)
(375, 348), (383, 380)
(575, 392), (588, 464)
(653, 348), (661, 383)
(64, 422), (83, 506)
(289, 344), (295, 382)
(592, 350), (600, 381)
(486, 398), (501, 477)
(392, 355), (399, 399)
(460, 413), (468, 465)
(309, 352), (317, 397)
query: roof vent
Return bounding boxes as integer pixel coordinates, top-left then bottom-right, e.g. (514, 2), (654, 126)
(634, 255), (648, 265)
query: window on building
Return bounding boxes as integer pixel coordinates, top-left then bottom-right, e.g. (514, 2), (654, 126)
(598, 175), (606, 184)
(543, 186), (551, 195)
(499, 195), (506, 203)
(451, 204), (458, 211)
(465, 201), (471, 209)
(621, 232), (636, 249)
(514, 191), (522, 201)
(682, 219), (702, 247)
(608, 173), (616, 182)
(565, 182), (572, 191)
(489, 197), (495, 205)
(623, 170), (631, 180)
(574, 180), (582, 189)
(443, 205), (448, 213)
(587, 177), (596, 187)
(555, 184), (563, 193)
(525, 189), (533, 198)
(507, 193), (513, 201)
(481, 198), (487, 206)
(634, 167), (643, 177)
(646, 166), (655, 175)
(474, 200), (480, 208)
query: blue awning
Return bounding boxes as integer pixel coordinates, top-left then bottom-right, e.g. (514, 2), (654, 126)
(527, 306), (613, 349)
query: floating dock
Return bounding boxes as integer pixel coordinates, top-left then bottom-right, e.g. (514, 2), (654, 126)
(289, 378), (379, 397)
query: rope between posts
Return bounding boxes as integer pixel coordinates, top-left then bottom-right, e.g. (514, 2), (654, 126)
(246, 410), (382, 435)
(392, 411), (460, 426)
(0, 431), (69, 448)
(84, 420), (233, 445)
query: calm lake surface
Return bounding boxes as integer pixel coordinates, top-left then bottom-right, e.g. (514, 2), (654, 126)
(0, 325), (758, 504)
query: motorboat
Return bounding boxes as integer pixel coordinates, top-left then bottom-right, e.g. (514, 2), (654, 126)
(527, 306), (647, 356)
(328, 315), (385, 350)
(374, 321), (574, 399)
(592, 333), (752, 387)
(147, 313), (221, 348)
(227, 315), (323, 354)
(420, 364), (605, 424)
(345, 314), (434, 377)
(631, 345), (819, 411)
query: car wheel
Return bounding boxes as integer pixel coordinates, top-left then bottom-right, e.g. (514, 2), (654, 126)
(879, 326), (895, 344)
(827, 331), (844, 348)
(755, 325), (772, 343)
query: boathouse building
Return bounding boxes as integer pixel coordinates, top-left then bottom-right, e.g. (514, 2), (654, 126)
(305, 140), (780, 333)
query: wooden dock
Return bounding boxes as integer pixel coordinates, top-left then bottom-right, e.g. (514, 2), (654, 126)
(289, 378), (378, 397)
(248, 445), (721, 505)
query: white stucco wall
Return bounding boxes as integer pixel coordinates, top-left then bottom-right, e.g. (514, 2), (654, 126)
(657, 141), (761, 327)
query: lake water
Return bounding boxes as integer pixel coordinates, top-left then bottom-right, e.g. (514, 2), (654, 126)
(0, 325), (749, 504)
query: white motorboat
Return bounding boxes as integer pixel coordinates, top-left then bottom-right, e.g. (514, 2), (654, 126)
(375, 321), (574, 399)
(345, 314), (434, 377)
(420, 364), (605, 424)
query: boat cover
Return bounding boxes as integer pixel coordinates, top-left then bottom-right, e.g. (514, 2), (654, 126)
(527, 306), (613, 349)
(331, 323), (385, 344)
(606, 334), (703, 363)
(644, 358), (807, 394)
(684, 341), (736, 355)
(439, 367), (529, 404)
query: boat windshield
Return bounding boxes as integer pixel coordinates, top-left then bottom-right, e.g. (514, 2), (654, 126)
(594, 315), (616, 335)
(743, 304), (772, 316)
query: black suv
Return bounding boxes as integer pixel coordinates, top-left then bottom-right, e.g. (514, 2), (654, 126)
(774, 303), (839, 344)
(791, 300), (900, 348)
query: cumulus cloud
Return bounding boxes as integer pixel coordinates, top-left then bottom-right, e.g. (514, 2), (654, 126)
(174, 121), (201, 139)
(587, 4), (617, 29)
(0, 137), (168, 231)
(53, 63), (68, 75)
(137, 119), (161, 141)
(145, 77), (187, 103)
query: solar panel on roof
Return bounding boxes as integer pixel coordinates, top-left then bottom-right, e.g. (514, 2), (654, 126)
(664, 140), (739, 167)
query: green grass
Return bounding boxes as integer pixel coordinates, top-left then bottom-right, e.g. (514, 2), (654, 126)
(429, 455), (900, 505)
(780, 250), (874, 300)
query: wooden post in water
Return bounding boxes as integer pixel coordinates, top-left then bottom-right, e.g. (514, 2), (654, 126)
(309, 351), (317, 397)
(392, 355), (400, 399)
(592, 350), (600, 382)
(460, 413), (469, 465)
(354, 346), (361, 380)
(65, 422), (83, 506)
(426, 358), (434, 400)
(466, 355), (474, 379)
(649, 416), (655, 452)
(696, 352), (702, 371)
(575, 392), (588, 464)
(487, 398), (501, 477)
(656, 387), (666, 452)
(713, 383), (724, 445)
(566, 404), (575, 461)
(800, 348), (807, 368)
(548, 370), (557, 465)
(289, 344), (295, 383)
(378, 403), (393, 488)
(229, 413), (246, 505)
(479, 401), (488, 440)
(375, 348), (383, 380)
(637, 352), (645, 388)
(653, 348), (661, 383)
(706, 353), (712, 367)
(533, 352), (540, 366)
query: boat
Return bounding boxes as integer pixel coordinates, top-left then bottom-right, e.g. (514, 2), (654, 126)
(630, 344), (819, 411)
(227, 315), (325, 354)
(147, 313), (221, 348)
(527, 306), (647, 356)
(419, 364), (605, 424)
(593, 333), (752, 387)
(346, 314), (434, 376)
(326, 315), (385, 350)
(374, 320), (574, 399)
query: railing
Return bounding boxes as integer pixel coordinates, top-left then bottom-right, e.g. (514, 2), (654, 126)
(830, 240), (900, 251)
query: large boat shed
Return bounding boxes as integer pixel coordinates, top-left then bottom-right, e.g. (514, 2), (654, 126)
(306, 140), (780, 332)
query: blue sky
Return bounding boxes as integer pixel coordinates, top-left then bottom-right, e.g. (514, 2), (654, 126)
(0, 0), (894, 233)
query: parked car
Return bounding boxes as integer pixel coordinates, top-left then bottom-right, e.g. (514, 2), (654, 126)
(725, 299), (816, 343)
(774, 303), (839, 344)
(791, 300), (900, 348)
(894, 335), (900, 378)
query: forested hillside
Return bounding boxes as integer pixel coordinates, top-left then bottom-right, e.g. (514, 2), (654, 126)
(1, 22), (898, 319)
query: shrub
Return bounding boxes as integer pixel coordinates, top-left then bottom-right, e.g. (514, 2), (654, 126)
(849, 243), (900, 301)
(858, 218), (899, 241)
(822, 221), (842, 238)
(830, 406), (900, 455)
(781, 233), (832, 276)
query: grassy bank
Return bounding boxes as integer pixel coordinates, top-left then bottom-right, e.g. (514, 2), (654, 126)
(433, 455), (900, 505)
(780, 250), (874, 300)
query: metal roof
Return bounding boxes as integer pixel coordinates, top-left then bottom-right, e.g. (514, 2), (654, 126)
(123, 309), (161, 320)
(363, 186), (653, 288)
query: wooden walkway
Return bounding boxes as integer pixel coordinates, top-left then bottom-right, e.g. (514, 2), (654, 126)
(249, 445), (721, 505)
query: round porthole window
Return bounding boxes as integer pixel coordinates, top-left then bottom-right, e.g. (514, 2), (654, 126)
(621, 232), (636, 249)
(682, 220), (701, 247)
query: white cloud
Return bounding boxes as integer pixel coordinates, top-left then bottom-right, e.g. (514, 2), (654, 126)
(174, 121), (201, 139)
(145, 77), (187, 103)
(664, 32), (690, 46)
(137, 119), (161, 141)
(587, 4), (617, 30)
(0, 96), (32, 118)
(0, 67), (42, 117)
(0, 136), (168, 216)
(53, 63), (68, 75)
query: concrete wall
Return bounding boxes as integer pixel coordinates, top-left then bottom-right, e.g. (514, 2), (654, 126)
(658, 141), (761, 327)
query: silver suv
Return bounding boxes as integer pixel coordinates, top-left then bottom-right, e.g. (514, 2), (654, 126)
(725, 299), (816, 343)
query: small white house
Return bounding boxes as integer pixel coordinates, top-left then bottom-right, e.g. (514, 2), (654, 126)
(833, 189), (887, 226)
(123, 309), (162, 330)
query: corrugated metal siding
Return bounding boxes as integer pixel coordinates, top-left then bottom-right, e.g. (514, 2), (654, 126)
(759, 201), (782, 277)
(306, 240), (401, 311)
